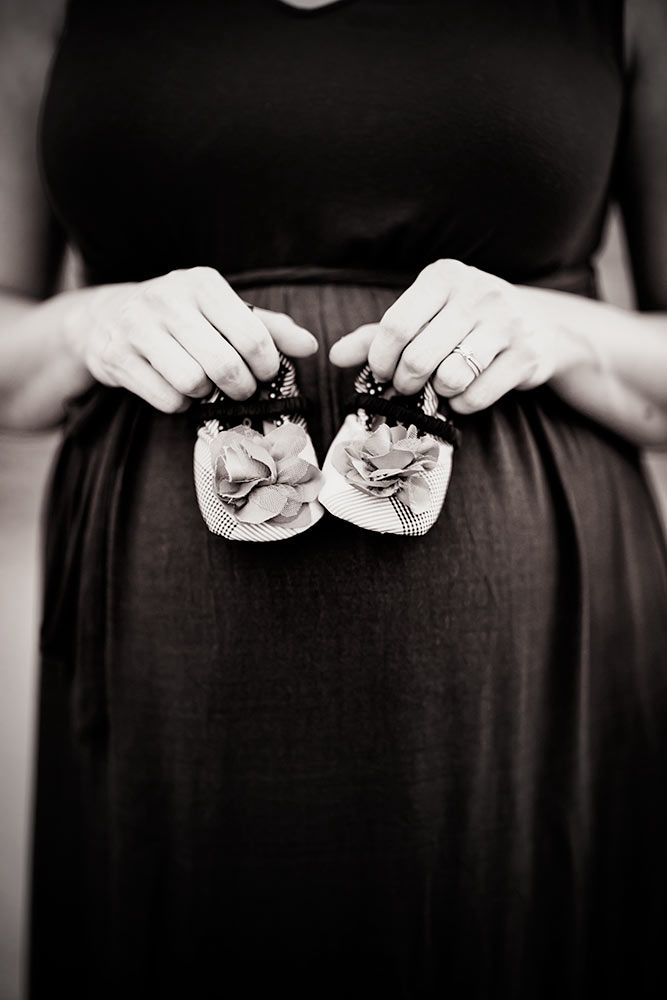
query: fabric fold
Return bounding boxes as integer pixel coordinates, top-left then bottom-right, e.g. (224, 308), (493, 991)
(40, 385), (148, 743)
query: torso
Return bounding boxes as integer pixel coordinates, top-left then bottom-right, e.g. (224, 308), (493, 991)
(31, 6), (667, 997)
(41, 0), (624, 288)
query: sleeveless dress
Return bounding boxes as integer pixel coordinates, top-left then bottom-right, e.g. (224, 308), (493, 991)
(30, 2), (667, 997)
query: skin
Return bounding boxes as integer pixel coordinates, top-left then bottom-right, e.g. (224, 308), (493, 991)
(328, 262), (667, 446)
(60, 271), (319, 411)
(276, 1), (347, 9)
(1, 1), (666, 448)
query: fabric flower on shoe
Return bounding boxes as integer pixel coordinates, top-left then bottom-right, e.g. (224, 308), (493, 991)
(210, 423), (323, 527)
(331, 422), (439, 514)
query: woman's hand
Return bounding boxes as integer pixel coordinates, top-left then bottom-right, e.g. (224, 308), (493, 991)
(329, 259), (576, 413)
(63, 266), (318, 413)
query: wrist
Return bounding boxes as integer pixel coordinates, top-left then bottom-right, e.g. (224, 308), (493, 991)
(60, 281), (134, 371)
(60, 284), (104, 365)
(549, 320), (602, 380)
(515, 284), (605, 380)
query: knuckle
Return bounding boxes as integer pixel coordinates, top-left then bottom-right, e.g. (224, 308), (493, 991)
(163, 270), (192, 298)
(158, 393), (186, 414)
(189, 265), (222, 292)
(206, 364), (229, 386)
(513, 340), (538, 369)
(523, 356), (540, 381)
(211, 360), (250, 391)
(141, 282), (170, 310)
(436, 371), (469, 395)
(175, 365), (208, 396)
(100, 336), (131, 368)
(478, 284), (504, 309)
(429, 258), (466, 282)
(138, 289), (166, 317)
(494, 324), (513, 351)
(508, 312), (529, 337)
(222, 361), (244, 385)
(462, 383), (490, 410)
(241, 330), (270, 359)
(206, 373), (225, 391)
(423, 259), (445, 283)
(117, 297), (140, 330)
(163, 268), (184, 282)
(400, 351), (430, 379)
(379, 312), (411, 344)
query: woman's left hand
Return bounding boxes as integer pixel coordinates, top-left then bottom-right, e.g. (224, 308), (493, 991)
(329, 259), (571, 413)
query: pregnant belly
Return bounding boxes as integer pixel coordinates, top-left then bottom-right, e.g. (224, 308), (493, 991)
(39, 281), (667, 992)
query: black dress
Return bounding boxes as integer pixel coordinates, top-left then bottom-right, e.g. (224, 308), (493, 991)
(30, 1), (667, 997)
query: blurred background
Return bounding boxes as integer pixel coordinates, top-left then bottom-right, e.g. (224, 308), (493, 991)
(1, 215), (666, 1000)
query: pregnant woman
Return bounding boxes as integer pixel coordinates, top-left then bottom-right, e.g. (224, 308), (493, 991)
(1, 0), (666, 996)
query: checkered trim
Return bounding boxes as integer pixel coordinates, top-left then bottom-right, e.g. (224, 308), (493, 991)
(193, 354), (323, 541)
(318, 370), (456, 537)
(319, 416), (454, 537)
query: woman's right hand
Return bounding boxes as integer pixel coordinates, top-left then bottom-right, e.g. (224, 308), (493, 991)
(63, 266), (319, 413)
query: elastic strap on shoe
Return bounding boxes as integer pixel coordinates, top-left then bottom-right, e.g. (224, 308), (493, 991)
(345, 393), (461, 449)
(195, 394), (311, 426)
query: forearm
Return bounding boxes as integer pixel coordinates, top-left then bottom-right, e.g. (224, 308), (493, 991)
(0, 284), (113, 431)
(518, 285), (667, 448)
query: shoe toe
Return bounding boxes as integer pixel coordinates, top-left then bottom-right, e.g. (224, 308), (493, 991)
(318, 371), (457, 537)
(193, 354), (324, 542)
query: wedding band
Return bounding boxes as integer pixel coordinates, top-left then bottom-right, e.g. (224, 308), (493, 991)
(452, 345), (483, 379)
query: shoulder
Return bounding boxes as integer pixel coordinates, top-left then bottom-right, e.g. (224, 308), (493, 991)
(0, 0), (68, 65)
(0, 0), (69, 299)
(624, 0), (667, 75)
(0, 0), (68, 120)
(0, 0), (69, 142)
(0, 0), (67, 35)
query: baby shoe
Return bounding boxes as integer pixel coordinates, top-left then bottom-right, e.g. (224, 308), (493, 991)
(318, 366), (460, 536)
(193, 354), (324, 541)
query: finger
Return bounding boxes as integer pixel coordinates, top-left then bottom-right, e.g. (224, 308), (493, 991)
(118, 353), (189, 414)
(432, 324), (508, 398)
(448, 347), (527, 414)
(367, 259), (470, 381)
(391, 302), (476, 395)
(328, 324), (379, 368)
(189, 268), (282, 381)
(255, 307), (319, 358)
(172, 312), (257, 399)
(139, 326), (213, 398)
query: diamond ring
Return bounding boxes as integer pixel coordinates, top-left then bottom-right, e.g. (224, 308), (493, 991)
(452, 345), (484, 379)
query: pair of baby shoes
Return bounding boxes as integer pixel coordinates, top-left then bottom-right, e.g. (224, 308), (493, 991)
(193, 355), (460, 541)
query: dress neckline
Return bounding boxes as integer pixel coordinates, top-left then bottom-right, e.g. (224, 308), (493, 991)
(274, 1), (350, 10)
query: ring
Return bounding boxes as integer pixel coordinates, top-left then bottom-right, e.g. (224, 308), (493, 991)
(452, 345), (484, 379)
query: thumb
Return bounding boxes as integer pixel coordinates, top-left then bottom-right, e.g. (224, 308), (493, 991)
(255, 307), (319, 358)
(329, 324), (379, 368)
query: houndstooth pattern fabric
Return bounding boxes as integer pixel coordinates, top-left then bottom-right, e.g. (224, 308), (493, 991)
(193, 355), (324, 542)
(319, 374), (455, 537)
(194, 430), (323, 541)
